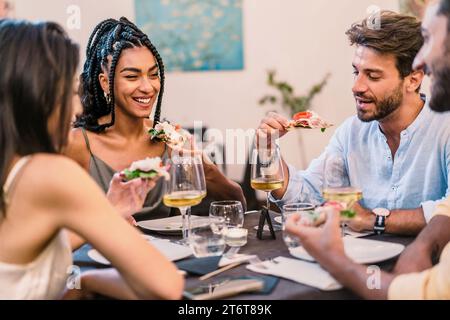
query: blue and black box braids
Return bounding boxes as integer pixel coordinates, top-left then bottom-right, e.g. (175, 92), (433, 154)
(75, 17), (165, 132)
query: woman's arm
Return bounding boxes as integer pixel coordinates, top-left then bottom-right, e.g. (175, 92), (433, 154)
(203, 155), (247, 210)
(40, 156), (184, 300)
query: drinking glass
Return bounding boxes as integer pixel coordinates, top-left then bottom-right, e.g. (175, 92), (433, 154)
(322, 153), (362, 236)
(250, 143), (284, 211)
(209, 200), (244, 229)
(210, 200), (246, 257)
(282, 203), (315, 249)
(163, 155), (206, 244)
(189, 217), (226, 258)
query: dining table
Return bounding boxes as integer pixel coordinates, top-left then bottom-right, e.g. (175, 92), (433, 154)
(73, 210), (415, 300)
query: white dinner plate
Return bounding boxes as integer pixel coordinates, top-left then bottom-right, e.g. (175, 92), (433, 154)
(137, 215), (203, 235)
(88, 238), (193, 265)
(289, 237), (405, 264)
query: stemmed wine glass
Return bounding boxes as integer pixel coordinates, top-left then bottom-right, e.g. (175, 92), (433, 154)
(250, 141), (284, 214)
(163, 155), (206, 244)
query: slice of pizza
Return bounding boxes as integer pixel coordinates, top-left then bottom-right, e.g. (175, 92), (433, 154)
(286, 110), (333, 132)
(122, 157), (170, 181)
(148, 121), (190, 147)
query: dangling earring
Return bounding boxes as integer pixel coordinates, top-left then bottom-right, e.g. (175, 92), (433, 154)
(104, 92), (112, 104)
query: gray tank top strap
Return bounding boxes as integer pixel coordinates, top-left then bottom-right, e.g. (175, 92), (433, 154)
(81, 128), (109, 191)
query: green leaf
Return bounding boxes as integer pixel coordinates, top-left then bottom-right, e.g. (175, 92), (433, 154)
(148, 128), (166, 141)
(321, 128), (326, 133)
(340, 210), (356, 219)
(123, 169), (140, 180)
(138, 171), (158, 179)
(123, 169), (158, 181)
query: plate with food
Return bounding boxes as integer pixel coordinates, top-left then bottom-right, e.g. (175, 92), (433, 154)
(286, 111), (333, 132)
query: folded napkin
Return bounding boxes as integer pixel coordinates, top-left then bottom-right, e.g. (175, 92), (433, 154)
(176, 256), (222, 275)
(246, 256), (342, 291)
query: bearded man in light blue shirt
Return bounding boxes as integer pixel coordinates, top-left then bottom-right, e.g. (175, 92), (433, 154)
(258, 11), (450, 235)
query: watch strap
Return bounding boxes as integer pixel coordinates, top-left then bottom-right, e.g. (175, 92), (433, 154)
(373, 214), (386, 235)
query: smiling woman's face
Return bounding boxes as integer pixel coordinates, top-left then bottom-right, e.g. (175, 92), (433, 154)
(99, 46), (161, 120)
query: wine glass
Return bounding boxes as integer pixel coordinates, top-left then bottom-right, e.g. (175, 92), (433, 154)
(322, 153), (362, 236)
(250, 141), (285, 215)
(163, 155), (206, 244)
(194, 153), (207, 200)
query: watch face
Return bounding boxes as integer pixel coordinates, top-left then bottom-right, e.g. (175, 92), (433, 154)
(373, 208), (390, 217)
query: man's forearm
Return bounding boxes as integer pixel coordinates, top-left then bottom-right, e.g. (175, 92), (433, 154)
(322, 254), (395, 300)
(413, 215), (450, 255)
(385, 207), (426, 235)
(352, 205), (425, 235)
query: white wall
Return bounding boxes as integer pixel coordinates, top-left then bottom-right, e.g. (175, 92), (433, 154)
(14, 0), (407, 182)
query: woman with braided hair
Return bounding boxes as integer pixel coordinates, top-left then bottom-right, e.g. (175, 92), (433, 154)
(65, 17), (246, 221)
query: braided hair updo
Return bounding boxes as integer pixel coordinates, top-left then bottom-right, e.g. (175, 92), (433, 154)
(75, 17), (164, 132)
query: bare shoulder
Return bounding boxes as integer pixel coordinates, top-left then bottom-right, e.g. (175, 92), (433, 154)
(22, 154), (98, 202)
(64, 128), (91, 170)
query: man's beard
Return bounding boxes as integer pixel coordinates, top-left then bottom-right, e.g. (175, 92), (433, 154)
(356, 83), (403, 122)
(429, 59), (450, 112)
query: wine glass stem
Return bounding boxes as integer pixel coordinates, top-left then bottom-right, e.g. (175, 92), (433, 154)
(179, 206), (191, 241)
(266, 192), (270, 212)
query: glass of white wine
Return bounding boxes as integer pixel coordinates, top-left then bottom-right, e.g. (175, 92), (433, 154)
(163, 155), (206, 244)
(250, 142), (284, 213)
(322, 153), (362, 236)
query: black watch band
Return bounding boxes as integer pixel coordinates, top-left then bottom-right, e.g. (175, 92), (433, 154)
(373, 215), (386, 235)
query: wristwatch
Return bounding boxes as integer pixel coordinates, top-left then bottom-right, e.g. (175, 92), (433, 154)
(372, 208), (390, 235)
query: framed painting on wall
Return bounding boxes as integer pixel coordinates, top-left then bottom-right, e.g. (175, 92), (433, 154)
(135, 0), (244, 72)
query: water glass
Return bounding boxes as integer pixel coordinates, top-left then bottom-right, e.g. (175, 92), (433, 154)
(209, 201), (244, 228)
(189, 217), (226, 258)
(282, 203), (315, 249)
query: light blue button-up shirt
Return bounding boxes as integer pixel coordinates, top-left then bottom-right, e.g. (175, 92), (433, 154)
(270, 99), (450, 222)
